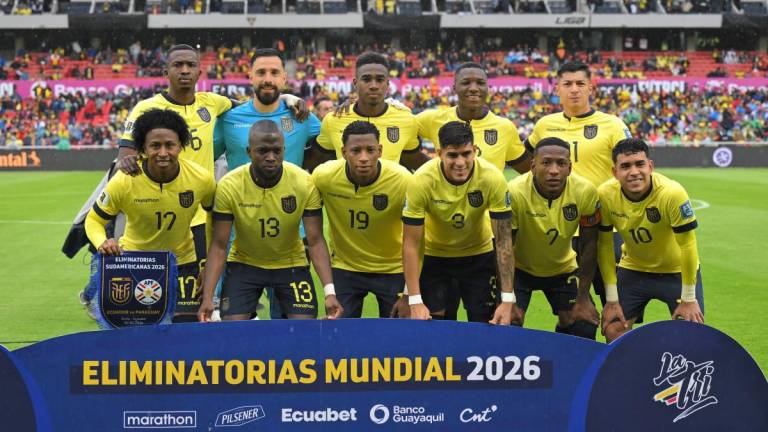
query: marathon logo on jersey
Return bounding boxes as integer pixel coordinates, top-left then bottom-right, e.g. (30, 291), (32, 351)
(109, 277), (132, 306)
(484, 129), (498, 146)
(680, 201), (695, 219)
(178, 190), (195, 208)
(467, 190), (484, 208)
(583, 125), (598, 139)
(387, 127), (400, 143)
(197, 107), (211, 123)
(646, 207), (661, 223)
(562, 204), (578, 221)
(652, 352), (718, 423)
(282, 195), (297, 214)
(373, 194), (389, 211)
(281, 116), (294, 133)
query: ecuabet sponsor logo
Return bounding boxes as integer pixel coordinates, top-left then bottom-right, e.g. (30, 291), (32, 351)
(368, 404), (445, 425)
(214, 405), (265, 427)
(652, 352), (718, 423)
(281, 407), (358, 423)
(123, 411), (196, 429)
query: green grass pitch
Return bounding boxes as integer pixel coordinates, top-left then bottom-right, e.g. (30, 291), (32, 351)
(0, 168), (765, 374)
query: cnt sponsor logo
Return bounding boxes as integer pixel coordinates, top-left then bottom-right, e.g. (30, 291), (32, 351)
(281, 407), (358, 423)
(214, 405), (265, 427)
(368, 404), (445, 425)
(123, 411), (196, 429)
(652, 352), (718, 423)
(460, 405), (498, 423)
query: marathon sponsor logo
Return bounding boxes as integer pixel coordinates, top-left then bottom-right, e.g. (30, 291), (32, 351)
(368, 404), (445, 425)
(610, 211), (629, 219)
(123, 411), (196, 429)
(328, 192), (352, 200)
(214, 405), (265, 427)
(431, 199), (453, 205)
(238, 202), (262, 208)
(526, 210), (547, 218)
(281, 407), (357, 423)
(133, 198), (160, 204)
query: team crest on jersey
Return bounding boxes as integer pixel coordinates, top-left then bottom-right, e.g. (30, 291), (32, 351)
(467, 190), (484, 208)
(178, 190), (195, 208)
(373, 194), (389, 211)
(281, 116), (294, 133)
(484, 129), (498, 145)
(109, 277), (132, 306)
(282, 195), (297, 214)
(562, 203), (578, 221)
(583, 125), (598, 139)
(387, 127), (400, 143)
(197, 107), (211, 123)
(646, 207), (661, 223)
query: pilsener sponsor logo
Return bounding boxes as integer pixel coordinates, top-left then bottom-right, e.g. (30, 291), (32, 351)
(214, 405), (265, 427)
(281, 408), (358, 423)
(123, 411), (196, 429)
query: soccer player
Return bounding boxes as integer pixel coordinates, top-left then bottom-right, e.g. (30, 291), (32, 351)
(304, 52), (429, 172)
(416, 62), (530, 174)
(312, 121), (411, 318)
(507, 137), (600, 339)
(402, 121), (520, 324)
(197, 121), (342, 321)
(599, 139), (704, 343)
(84, 109), (216, 322)
(525, 61), (632, 305)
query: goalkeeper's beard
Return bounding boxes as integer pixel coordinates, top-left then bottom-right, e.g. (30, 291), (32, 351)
(255, 86), (281, 105)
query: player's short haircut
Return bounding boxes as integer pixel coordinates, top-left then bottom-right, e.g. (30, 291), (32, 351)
(534, 137), (570, 155)
(131, 109), (191, 153)
(454, 62), (486, 81)
(251, 48), (285, 67)
(612, 138), (650, 162)
(557, 61), (591, 79)
(314, 95), (332, 105)
(438, 121), (474, 149)
(248, 120), (283, 145)
(167, 44), (199, 57)
(355, 52), (389, 71)
(342, 121), (380, 146)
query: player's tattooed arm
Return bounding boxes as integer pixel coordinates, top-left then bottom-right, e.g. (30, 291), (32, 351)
(572, 224), (600, 326)
(490, 218), (523, 325)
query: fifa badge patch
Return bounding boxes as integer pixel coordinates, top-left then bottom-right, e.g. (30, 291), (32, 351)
(583, 125), (598, 139)
(646, 207), (661, 223)
(373, 194), (389, 211)
(505, 191), (512, 207)
(98, 191), (110, 206)
(109, 277), (132, 306)
(680, 201), (695, 219)
(484, 129), (498, 145)
(467, 190), (484, 208)
(281, 116), (294, 133)
(178, 190), (195, 208)
(197, 107), (211, 123)
(562, 203), (578, 221)
(387, 126), (400, 143)
(282, 195), (297, 214)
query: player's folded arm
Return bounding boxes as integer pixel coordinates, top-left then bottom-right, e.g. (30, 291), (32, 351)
(401, 216), (424, 226)
(212, 211), (234, 221)
(303, 209), (323, 218)
(489, 210), (512, 220)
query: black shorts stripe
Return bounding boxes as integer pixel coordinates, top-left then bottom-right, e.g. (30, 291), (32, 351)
(402, 216), (424, 226)
(92, 203), (116, 220)
(303, 209), (322, 217)
(672, 220), (698, 233)
(202, 204), (213, 212)
(490, 210), (512, 220)
(118, 139), (137, 149)
(506, 150), (530, 166)
(213, 212), (234, 221)
(599, 224), (614, 232)
(315, 143), (337, 154)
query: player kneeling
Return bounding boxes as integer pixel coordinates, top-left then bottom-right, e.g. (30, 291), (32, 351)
(197, 120), (342, 322)
(599, 139), (705, 342)
(85, 109), (216, 323)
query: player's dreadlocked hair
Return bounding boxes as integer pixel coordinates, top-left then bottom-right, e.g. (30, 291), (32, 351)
(438, 121), (474, 149)
(557, 61), (592, 79)
(535, 137), (571, 155)
(355, 52), (389, 71)
(454, 62), (486, 81)
(612, 138), (650, 162)
(251, 48), (285, 67)
(342, 121), (380, 146)
(131, 109), (192, 153)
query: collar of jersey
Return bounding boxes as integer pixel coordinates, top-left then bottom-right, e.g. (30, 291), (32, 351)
(439, 160), (475, 187)
(621, 175), (654, 203)
(532, 174), (565, 205)
(249, 163), (284, 189)
(345, 160), (382, 188)
(562, 109), (595, 121)
(161, 91), (195, 107)
(247, 99), (287, 116)
(352, 103), (389, 118)
(142, 159), (180, 186)
(455, 106), (490, 123)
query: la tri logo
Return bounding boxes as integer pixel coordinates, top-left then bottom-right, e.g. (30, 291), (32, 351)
(652, 352), (718, 423)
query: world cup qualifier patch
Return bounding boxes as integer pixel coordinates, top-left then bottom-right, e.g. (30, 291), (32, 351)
(680, 201), (695, 219)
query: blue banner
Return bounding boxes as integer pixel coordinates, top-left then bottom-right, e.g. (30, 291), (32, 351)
(1, 320), (766, 431)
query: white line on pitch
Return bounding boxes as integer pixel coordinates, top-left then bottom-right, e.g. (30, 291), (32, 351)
(691, 199), (710, 210)
(0, 220), (70, 225)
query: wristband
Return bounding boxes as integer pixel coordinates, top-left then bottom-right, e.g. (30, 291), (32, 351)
(408, 294), (423, 305)
(500, 292), (516, 303)
(605, 284), (619, 303)
(323, 283), (336, 297)
(681, 285), (696, 303)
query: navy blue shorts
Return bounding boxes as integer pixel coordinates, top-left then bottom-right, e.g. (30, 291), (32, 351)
(333, 268), (404, 318)
(617, 267), (705, 323)
(513, 268), (578, 315)
(221, 262), (317, 318)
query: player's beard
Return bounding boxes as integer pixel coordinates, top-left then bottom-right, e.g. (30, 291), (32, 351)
(255, 85), (281, 105)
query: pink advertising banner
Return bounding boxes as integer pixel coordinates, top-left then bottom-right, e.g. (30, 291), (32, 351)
(0, 77), (766, 99)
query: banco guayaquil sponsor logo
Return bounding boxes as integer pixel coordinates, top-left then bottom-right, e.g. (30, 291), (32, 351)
(368, 404), (445, 425)
(652, 352), (718, 423)
(123, 411), (196, 429)
(281, 407), (358, 423)
(214, 405), (265, 427)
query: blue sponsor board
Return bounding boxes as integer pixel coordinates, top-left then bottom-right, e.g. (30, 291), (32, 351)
(1, 320), (766, 431)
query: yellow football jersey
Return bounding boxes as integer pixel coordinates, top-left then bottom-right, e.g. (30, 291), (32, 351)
(87, 159), (216, 265)
(598, 173), (698, 274)
(214, 162), (321, 269)
(316, 103), (420, 162)
(402, 157), (512, 258)
(416, 106), (526, 171)
(313, 159), (411, 274)
(526, 110), (631, 186)
(508, 172), (600, 277)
